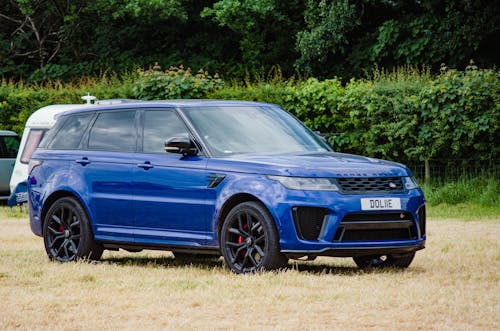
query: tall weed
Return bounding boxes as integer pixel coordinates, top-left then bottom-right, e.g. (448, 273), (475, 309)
(422, 176), (499, 207)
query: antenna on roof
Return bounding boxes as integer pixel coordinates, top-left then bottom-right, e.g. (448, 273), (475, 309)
(81, 93), (97, 105)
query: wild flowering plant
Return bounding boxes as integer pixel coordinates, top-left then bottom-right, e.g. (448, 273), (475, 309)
(133, 63), (224, 100)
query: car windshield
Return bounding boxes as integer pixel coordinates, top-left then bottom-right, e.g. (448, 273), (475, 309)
(182, 105), (329, 157)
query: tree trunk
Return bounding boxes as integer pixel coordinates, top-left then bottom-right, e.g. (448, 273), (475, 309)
(424, 159), (430, 183)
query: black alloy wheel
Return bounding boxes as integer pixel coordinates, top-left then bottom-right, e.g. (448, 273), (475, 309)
(221, 201), (287, 274)
(43, 197), (103, 262)
(353, 252), (415, 269)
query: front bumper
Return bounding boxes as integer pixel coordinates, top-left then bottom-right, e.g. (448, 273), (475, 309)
(282, 242), (425, 258)
(269, 187), (426, 256)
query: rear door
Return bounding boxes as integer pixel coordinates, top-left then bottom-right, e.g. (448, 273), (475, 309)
(71, 110), (139, 242)
(132, 108), (210, 246)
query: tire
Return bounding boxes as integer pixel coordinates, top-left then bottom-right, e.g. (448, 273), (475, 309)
(43, 196), (103, 262)
(353, 252), (416, 269)
(172, 251), (220, 261)
(220, 201), (287, 274)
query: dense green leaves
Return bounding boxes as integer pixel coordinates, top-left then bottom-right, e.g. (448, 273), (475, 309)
(295, 0), (360, 74)
(1, 66), (497, 168)
(133, 64), (223, 99)
(1, 0), (498, 80)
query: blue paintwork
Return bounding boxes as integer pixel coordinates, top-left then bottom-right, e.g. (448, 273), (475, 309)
(28, 101), (426, 256)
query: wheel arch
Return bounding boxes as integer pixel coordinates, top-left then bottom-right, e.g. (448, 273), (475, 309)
(216, 193), (261, 240)
(41, 190), (89, 229)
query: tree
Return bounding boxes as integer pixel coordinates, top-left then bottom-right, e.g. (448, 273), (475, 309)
(295, 0), (360, 76)
(201, 0), (304, 76)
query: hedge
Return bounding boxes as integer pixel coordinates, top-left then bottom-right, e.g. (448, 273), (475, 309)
(1, 65), (498, 174)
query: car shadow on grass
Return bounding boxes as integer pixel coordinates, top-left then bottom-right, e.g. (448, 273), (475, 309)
(100, 254), (424, 276)
(101, 255), (225, 270)
(288, 261), (425, 275)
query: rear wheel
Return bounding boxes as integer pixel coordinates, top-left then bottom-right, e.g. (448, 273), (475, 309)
(353, 252), (415, 269)
(43, 197), (103, 262)
(220, 201), (287, 274)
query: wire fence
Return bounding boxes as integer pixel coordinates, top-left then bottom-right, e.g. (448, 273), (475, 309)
(406, 159), (500, 182)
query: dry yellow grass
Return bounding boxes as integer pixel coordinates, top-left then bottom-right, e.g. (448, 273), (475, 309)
(0, 211), (498, 330)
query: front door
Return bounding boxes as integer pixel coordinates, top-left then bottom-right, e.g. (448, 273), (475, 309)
(133, 109), (210, 246)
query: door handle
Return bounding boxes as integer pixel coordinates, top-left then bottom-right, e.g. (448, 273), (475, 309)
(137, 162), (154, 170)
(75, 157), (91, 166)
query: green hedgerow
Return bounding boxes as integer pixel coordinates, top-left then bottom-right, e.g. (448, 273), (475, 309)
(133, 64), (224, 100)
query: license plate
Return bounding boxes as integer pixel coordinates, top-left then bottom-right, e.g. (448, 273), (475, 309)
(361, 198), (401, 210)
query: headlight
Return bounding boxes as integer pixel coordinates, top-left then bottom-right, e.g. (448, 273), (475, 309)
(267, 175), (340, 191)
(402, 176), (419, 190)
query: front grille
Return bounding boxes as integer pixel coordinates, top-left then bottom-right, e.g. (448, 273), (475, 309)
(333, 212), (417, 242)
(292, 207), (329, 240)
(337, 177), (404, 194)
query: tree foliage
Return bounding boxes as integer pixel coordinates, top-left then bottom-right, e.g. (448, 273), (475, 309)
(0, 0), (498, 80)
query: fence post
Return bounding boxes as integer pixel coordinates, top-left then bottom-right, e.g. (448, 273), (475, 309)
(424, 159), (431, 183)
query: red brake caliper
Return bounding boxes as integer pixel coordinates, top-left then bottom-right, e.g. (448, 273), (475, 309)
(58, 225), (64, 232)
(238, 223), (248, 257)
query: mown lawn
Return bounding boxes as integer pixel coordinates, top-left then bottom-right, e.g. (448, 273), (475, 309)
(0, 206), (498, 330)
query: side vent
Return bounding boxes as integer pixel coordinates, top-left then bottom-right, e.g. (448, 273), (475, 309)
(207, 173), (226, 188)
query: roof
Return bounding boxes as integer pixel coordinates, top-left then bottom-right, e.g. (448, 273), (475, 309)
(25, 104), (95, 128)
(24, 99), (142, 128)
(0, 130), (18, 136)
(59, 100), (277, 117)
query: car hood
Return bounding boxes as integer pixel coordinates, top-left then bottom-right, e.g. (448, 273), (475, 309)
(206, 152), (410, 177)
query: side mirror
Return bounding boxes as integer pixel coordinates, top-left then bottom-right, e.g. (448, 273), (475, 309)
(165, 136), (198, 156)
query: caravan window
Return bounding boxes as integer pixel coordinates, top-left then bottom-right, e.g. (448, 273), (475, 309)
(20, 129), (46, 163)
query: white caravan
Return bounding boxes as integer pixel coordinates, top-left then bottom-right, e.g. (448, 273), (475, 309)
(9, 95), (135, 195)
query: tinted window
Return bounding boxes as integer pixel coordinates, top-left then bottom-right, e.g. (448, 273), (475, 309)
(0, 136), (20, 158)
(88, 111), (136, 152)
(21, 129), (46, 163)
(47, 113), (93, 150)
(143, 110), (189, 153)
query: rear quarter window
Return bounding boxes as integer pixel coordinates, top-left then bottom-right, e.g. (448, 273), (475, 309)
(47, 113), (94, 150)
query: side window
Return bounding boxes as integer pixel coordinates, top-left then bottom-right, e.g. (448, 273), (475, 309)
(21, 129), (46, 164)
(47, 113), (93, 150)
(88, 111), (136, 152)
(0, 136), (20, 158)
(143, 110), (189, 153)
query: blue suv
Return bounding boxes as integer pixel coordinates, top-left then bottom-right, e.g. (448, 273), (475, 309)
(28, 101), (426, 273)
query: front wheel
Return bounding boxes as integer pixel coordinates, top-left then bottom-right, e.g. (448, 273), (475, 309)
(43, 196), (103, 262)
(220, 201), (287, 274)
(353, 252), (416, 269)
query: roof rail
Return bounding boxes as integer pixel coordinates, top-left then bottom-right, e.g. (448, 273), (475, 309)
(96, 99), (140, 105)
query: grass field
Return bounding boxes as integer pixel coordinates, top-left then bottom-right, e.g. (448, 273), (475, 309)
(0, 207), (498, 330)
